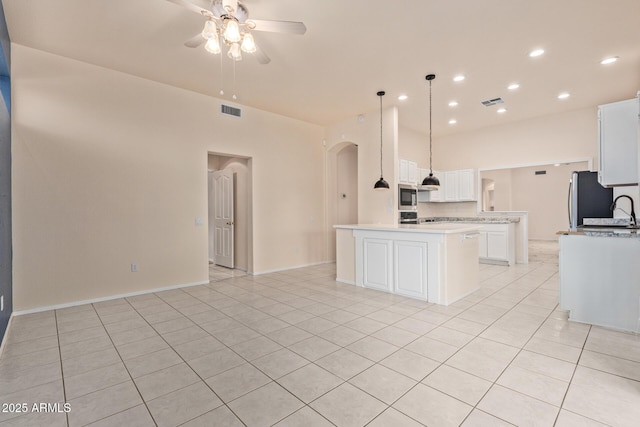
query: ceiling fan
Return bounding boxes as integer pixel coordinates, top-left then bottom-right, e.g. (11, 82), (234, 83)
(168, 0), (306, 64)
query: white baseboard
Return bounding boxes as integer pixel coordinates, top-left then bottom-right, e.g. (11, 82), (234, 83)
(12, 280), (210, 316)
(253, 261), (333, 276)
(336, 278), (355, 286)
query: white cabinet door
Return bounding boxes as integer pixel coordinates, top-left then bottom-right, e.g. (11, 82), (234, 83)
(486, 231), (508, 260)
(407, 161), (418, 185)
(393, 240), (428, 299)
(478, 223), (515, 265)
(399, 159), (409, 184)
(458, 169), (476, 201)
(444, 171), (458, 201)
(362, 238), (393, 292)
(598, 98), (638, 187)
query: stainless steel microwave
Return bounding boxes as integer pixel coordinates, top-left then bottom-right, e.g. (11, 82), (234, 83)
(398, 184), (417, 210)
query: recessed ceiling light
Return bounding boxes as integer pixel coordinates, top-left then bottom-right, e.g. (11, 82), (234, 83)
(600, 56), (619, 65)
(497, 108), (507, 114)
(398, 94), (408, 101)
(507, 83), (520, 90)
(558, 92), (570, 100)
(449, 119), (457, 125)
(529, 48), (545, 58)
(453, 75), (465, 82)
(448, 101), (458, 107)
(554, 163), (561, 167)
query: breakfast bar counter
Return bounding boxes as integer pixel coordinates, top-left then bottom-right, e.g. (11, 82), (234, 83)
(335, 223), (481, 305)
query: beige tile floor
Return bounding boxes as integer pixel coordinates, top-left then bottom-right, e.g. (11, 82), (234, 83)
(1, 241), (640, 426)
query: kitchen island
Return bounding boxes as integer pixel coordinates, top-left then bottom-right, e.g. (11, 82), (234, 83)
(559, 230), (640, 333)
(335, 223), (480, 305)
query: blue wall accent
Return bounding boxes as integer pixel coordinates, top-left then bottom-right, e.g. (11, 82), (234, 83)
(0, 0), (12, 344)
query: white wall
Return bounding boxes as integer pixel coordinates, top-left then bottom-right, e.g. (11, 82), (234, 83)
(433, 107), (599, 170)
(11, 45), (326, 311)
(509, 163), (587, 240)
(325, 106), (398, 225)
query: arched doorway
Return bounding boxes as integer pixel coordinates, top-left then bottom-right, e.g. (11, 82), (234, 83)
(327, 141), (358, 261)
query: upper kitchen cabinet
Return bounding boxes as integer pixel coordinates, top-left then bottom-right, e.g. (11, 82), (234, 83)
(598, 97), (639, 187)
(399, 159), (418, 185)
(457, 169), (476, 201)
(417, 168), (475, 202)
(443, 171), (458, 201)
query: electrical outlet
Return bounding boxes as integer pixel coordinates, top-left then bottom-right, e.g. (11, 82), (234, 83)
(131, 264), (138, 273)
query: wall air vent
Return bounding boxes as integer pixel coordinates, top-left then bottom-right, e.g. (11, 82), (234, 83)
(221, 104), (242, 118)
(535, 170), (547, 175)
(481, 97), (505, 107)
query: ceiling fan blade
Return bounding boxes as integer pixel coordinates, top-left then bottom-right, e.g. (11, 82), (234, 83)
(184, 33), (206, 48)
(248, 19), (306, 35)
(254, 43), (271, 65)
(166, 0), (213, 18)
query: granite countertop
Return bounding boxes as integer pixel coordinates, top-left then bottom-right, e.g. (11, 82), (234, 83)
(334, 223), (482, 234)
(419, 216), (520, 224)
(583, 218), (631, 227)
(558, 228), (640, 238)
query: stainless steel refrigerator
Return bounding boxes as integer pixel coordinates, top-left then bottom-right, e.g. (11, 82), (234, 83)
(568, 171), (613, 230)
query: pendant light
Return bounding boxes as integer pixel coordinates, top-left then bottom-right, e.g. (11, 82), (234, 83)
(374, 90), (390, 190)
(422, 74), (440, 189)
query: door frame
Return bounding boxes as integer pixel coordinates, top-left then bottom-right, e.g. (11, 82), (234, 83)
(207, 152), (253, 274)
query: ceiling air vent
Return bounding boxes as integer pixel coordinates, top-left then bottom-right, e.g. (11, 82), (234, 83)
(481, 97), (505, 107)
(221, 104), (242, 118)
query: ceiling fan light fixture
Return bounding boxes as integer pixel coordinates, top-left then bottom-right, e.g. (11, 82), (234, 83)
(222, 0), (238, 14)
(202, 20), (218, 40)
(240, 33), (257, 53)
(205, 37), (221, 54)
(227, 42), (243, 61)
(223, 19), (242, 43)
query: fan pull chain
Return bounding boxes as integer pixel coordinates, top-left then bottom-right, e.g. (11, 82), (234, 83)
(232, 59), (237, 100)
(219, 53), (224, 96)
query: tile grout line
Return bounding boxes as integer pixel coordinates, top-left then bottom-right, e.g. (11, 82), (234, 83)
(53, 310), (70, 427)
(89, 300), (157, 427)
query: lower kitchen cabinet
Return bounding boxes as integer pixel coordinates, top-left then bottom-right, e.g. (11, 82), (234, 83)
(361, 238), (427, 298)
(477, 223), (515, 265)
(362, 238), (393, 292)
(393, 240), (428, 299)
(344, 224), (480, 305)
(559, 234), (640, 333)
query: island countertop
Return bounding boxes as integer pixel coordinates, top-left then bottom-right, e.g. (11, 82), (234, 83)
(334, 223), (481, 234)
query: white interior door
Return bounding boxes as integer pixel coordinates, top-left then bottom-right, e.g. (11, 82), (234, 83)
(208, 171), (215, 262)
(213, 169), (234, 268)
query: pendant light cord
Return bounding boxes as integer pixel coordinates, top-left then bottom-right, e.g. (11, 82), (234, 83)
(379, 93), (384, 179)
(429, 78), (433, 175)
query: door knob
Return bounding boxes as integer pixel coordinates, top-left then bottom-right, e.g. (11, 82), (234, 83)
(226, 221), (234, 226)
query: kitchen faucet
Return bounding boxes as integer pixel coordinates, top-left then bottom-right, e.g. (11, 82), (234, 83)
(610, 195), (636, 227)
